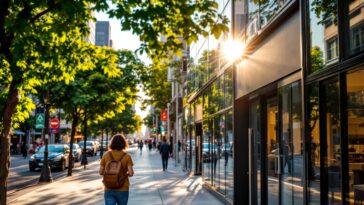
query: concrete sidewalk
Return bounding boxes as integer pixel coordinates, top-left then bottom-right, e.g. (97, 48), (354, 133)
(10, 147), (224, 205)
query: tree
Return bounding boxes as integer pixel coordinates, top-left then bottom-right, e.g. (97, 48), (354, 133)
(142, 63), (172, 109)
(0, 1), (228, 203)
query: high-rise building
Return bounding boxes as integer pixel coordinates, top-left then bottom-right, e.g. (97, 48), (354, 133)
(95, 21), (111, 47)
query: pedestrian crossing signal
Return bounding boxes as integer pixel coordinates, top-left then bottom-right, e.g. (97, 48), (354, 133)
(161, 110), (168, 121)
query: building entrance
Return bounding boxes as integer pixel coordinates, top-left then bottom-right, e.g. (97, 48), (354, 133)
(248, 78), (303, 205)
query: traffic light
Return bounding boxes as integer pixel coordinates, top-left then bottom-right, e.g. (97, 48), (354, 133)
(161, 109), (168, 121)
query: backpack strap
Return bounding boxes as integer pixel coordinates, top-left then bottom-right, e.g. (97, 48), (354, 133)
(107, 151), (115, 161)
(118, 152), (127, 162)
(108, 151), (127, 162)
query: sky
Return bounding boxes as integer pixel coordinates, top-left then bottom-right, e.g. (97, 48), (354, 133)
(95, 11), (150, 136)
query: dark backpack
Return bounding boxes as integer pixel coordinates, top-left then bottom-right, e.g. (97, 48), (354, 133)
(102, 152), (127, 189)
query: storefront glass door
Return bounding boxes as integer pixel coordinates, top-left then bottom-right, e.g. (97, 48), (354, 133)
(249, 98), (262, 205)
(266, 97), (279, 205)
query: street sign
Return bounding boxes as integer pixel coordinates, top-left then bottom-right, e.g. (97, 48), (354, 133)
(50, 118), (60, 128)
(161, 109), (168, 121)
(36, 113), (45, 129)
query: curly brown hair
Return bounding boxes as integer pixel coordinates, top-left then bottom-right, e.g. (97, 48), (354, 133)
(109, 134), (129, 151)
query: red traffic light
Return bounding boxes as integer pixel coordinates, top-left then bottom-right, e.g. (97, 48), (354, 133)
(161, 110), (168, 121)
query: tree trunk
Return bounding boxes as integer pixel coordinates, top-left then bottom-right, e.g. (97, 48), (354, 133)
(0, 82), (21, 205)
(67, 110), (79, 176)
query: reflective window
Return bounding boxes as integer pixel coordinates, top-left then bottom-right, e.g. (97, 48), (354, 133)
(308, 0), (339, 73)
(279, 81), (303, 205)
(323, 80), (341, 204)
(346, 69), (364, 205)
(307, 83), (321, 205)
(266, 97), (279, 205)
(226, 111), (234, 201)
(245, 0), (292, 41)
(203, 120), (212, 184)
(225, 68), (233, 107)
(349, 0), (364, 55)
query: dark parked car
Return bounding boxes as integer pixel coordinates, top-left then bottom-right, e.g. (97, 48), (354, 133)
(78, 141), (97, 156)
(29, 144), (73, 171)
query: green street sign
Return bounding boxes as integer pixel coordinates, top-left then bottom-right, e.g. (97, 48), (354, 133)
(36, 113), (45, 129)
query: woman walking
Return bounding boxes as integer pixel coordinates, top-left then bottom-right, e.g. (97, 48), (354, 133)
(99, 134), (134, 205)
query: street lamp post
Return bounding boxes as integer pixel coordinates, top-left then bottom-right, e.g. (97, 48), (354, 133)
(39, 89), (53, 183)
(100, 127), (104, 159)
(81, 109), (88, 169)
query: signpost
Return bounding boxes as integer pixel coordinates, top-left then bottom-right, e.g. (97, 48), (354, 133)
(50, 118), (59, 129)
(35, 107), (45, 129)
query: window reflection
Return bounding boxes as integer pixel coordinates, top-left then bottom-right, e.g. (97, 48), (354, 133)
(308, 0), (339, 73)
(308, 83), (321, 205)
(245, 0), (292, 41)
(323, 81), (341, 205)
(346, 69), (364, 205)
(349, 0), (364, 55)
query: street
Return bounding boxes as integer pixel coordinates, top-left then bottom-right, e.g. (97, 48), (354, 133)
(7, 153), (101, 202)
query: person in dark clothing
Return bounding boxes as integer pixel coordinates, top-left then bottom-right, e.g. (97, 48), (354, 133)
(159, 139), (171, 171)
(21, 143), (28, 159)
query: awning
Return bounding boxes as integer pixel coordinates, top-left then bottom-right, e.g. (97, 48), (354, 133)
(13, 129), (25, 135)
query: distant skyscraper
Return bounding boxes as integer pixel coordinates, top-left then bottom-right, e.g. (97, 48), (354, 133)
(95, 21), (111, 47)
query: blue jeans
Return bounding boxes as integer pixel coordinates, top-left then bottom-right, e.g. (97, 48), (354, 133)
(104, 190), (129, 205)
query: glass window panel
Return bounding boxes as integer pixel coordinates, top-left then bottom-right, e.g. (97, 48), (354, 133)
(323, 80), (341, 204)
(349, 0), (364, 55)
(203, 120), (212, 184)
(266, 97), (279, 205)
(279, 81), (303, 205)
(308, 83), (321, 204)
(225, 68), (233, 107)
(308, 0), (339, 74)
(346, 68), (364, 205)
(226, 111), (234, 201)
(213, 116), (222, 189)
(234, 0), (246, 38)
(218, 114), (226, 196)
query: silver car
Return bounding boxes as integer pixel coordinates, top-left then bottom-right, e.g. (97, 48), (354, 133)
(68, 144), (82, 162)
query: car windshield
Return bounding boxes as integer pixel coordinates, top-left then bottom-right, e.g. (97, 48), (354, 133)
(38, 145), (64, 153)
(79, 142), (93, 146)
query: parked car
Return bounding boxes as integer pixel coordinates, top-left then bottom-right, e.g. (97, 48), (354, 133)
(29, 144), (73, 171)
(68, 143), (82, 162)
(202, 143), (219, 162)
(78, 141), (97, 156)
(99, 140), (109, 151)
(91, 141), (100, 151)
(127, 139), (133, 146)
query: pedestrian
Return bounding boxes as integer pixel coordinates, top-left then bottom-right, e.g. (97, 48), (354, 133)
(21, 142), (28, 159)
(178, 140), (181, 152)
(100, 134), (134, 205)
(138, 140), (143, 154)
(148, 141), (152, 151)
(159, 139), (171, 171)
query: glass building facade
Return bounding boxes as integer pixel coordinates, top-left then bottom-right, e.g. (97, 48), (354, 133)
(180, 0), (364, 204)
(181, 0), (234, 203)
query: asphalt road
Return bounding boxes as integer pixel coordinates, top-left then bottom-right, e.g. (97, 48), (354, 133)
(7, 152), (102, 200)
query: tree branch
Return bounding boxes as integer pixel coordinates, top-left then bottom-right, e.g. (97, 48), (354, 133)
(30, 7), (53, 23)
